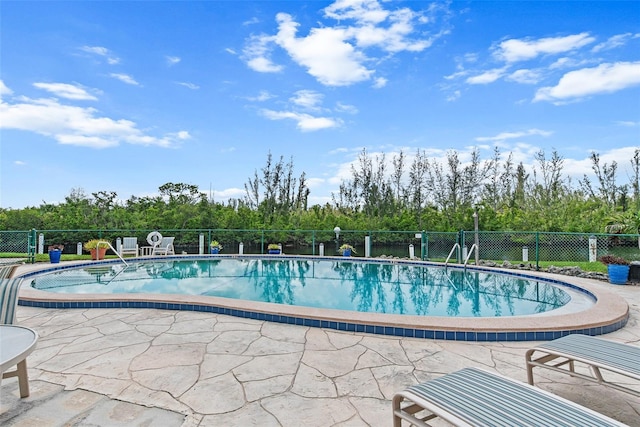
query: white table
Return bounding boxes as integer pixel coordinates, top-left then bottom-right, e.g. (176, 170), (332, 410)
(1, 325), (38, 397)
(140, 246), (154, 256)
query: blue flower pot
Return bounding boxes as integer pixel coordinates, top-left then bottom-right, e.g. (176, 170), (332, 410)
(268, 249), (281, 254)
(48, 250), (62, 263)
(210, 248), (220, 254)
(607, 264), (629, 285)
(342, 249), (352, 257)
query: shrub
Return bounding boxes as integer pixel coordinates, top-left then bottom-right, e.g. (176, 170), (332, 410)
(598, 254), (630, 265)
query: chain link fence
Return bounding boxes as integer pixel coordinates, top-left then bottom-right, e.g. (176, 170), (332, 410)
(465, 231), (640, 265)
(1, 228), (638, 265)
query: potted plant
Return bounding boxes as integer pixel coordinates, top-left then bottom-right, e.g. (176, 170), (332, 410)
(84, 239), (110, 260)
(339, 244), (356, 257)
(210, 240), (223, 254)
(267, 243), (281, 254)
(47, 244), (64, 264)
(599, 254), (630, 285)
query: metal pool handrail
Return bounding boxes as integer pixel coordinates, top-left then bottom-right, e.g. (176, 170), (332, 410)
(98, 241), (128, 266)
(445, 243), (460, 265)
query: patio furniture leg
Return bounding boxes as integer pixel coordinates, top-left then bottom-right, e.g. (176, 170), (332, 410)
(17, 359), (30, 397)
(3, 359), (31, 397)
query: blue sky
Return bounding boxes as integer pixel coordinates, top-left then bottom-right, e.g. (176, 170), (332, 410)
(1, 1), (639, 209)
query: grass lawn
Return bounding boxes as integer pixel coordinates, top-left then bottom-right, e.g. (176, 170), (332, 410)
(0, 253), (612, 274)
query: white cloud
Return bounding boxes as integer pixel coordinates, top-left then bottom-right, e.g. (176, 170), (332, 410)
(212, 187), (246, 200)
(466, 68), (506, 84)
(0, 80), (13, 97)
(79, 45), (120, 64)
(0, 95), (187, 149)
(335, 102), (358, 114)
(243, 34), (283, 73)
(592, 33), (640, 52)
(171, 131), (191, 140)
(246, 90), (274, 102)
(243, 17), (260, 26)
(166, 56), (181, 66)
(290, 90), (323, 110)
(247, 56), (283, 73)
(260, 109), (342, 131)
(475, 129), (553, 143)
(616, 120), (640, 127)
(14, 160), (26, 166)
(306, 177), (325, 188)
(549, 57), (586, 70)
(110, 73), (139, 85)
(274, 13), (373, 86)
(324, 0), (435, 52)
(446, 90), (461, 102)
(506, 69), (542, 84)
(493, 33), (595, 63)
(242, 0), (445, 87)
(176, 82), (199, 90)
(444, 70), (468, 80)
(372, 77), (387, 88)
(33, 82), (98, 100)
(323, 0), (389, 24)
(534, 61), (640, 102)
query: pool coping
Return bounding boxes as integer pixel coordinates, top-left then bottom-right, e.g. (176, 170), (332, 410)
(12, 255), (630, 342)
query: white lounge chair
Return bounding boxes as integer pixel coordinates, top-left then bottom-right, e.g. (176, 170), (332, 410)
(526, 334), (640, 397)
(120, 237), (139, 257)
(392, 367), (626, 427)
(151, 236), (175, 256)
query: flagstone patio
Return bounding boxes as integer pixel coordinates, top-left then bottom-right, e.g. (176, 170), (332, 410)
(1, 278), (639, 426)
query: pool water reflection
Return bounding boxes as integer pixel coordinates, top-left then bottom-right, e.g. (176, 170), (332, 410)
(30, 258), (574, 317)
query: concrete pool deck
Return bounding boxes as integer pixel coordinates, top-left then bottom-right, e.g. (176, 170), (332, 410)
(1, 264), (639, 426)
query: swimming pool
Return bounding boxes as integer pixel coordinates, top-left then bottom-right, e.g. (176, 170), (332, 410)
(15, 255), (630, 341)
(29, 257), (573, 317)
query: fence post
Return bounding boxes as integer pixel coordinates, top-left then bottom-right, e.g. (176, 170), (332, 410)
(535, 232), (540, 270)
(588, 235), (597, 262)
(364, 236), (371, 257)
(422, 230), (427, 260)
(28, 229), (37, 263)
(76, 242), (83, 255)
(239, 242), (244, 254)
(409, 244), (415, 259)
(199, 233), (205, 255)
(319, 243), (324, 256)
(38, 233), (44, 254)
(473, 210), (479, 264)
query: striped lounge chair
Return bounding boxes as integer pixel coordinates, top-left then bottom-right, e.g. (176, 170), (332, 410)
(392, 367), (626, 427)
(526, 334), (640, 397)
(0, 264), (23, 324)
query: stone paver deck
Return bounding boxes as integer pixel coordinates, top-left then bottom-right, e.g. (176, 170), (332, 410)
(1, 276), (639, 426)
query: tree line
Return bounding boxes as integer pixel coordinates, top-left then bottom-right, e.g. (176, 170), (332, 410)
(1, 148), (639, 235)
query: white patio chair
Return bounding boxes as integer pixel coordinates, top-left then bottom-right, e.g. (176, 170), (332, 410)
(151, 237), (175, 256)
(120, 237), (139, 257)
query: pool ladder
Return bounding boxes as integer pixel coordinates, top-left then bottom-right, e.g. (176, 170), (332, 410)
(97, 240), (129, 266)
(444, 243), (477, 267)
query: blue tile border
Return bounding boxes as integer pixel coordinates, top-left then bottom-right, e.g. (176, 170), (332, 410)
(15, 255), (629, 342)
(20, 296), (627, 342)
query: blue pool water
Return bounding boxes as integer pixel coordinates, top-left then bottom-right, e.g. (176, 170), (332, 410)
(29, 257), (575, 317)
